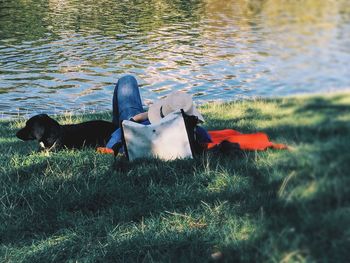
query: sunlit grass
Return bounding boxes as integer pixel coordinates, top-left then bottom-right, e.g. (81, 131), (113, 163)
(1, 93), (349, 262)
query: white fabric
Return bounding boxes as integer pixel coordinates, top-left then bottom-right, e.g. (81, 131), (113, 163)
(122, 110), (193, 161)
(148, 91), (204, 124)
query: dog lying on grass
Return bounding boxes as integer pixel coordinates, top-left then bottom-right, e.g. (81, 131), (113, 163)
(16, 114), (115, 151)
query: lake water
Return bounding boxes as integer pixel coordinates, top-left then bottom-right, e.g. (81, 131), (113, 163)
(1, 0), (349, 118)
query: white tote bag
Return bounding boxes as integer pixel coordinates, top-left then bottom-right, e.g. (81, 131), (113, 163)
(121, 110), (193, 161)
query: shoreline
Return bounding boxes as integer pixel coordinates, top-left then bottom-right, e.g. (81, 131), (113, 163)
(1, 90), (350, 121)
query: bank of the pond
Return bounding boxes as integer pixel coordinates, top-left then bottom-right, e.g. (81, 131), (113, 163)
(1, 93), (349, 262)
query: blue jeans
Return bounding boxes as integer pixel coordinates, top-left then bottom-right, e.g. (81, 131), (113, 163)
(112, 75), (145, 127)
(108, 75), (211, 150)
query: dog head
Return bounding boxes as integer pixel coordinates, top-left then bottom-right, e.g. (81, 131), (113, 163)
(16, 114), (61, 147)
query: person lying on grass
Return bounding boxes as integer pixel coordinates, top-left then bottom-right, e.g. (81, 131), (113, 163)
(98, 75), (287, 157)
(98, 75), (212, 155)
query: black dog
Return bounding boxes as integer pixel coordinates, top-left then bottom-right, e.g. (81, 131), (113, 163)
(16, 114), (115, 151)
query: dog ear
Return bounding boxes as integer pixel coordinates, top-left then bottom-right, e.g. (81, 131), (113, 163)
(41, 115), (60, 141)
(30, 115), (54, 140)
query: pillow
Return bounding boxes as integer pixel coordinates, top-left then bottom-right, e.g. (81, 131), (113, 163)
(121, 110), (193, 161)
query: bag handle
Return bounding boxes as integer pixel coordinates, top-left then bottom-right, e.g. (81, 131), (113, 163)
(120, 120), (130, 161)
(181, 109), (199, 157)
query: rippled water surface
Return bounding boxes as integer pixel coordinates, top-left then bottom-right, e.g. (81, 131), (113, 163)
(1, 0), (349, 118)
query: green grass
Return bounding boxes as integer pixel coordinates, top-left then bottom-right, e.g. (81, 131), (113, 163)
(1, 93), (350, 262)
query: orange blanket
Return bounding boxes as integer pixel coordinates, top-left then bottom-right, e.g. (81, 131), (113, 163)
(204, 129), (287, 151)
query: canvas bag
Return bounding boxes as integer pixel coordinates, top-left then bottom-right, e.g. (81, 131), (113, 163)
(121, 110), (194, 161)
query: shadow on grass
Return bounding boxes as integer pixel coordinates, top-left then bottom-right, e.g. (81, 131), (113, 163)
(1, 95), (350, 262)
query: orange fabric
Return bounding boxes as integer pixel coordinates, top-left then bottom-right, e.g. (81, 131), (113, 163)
(204, 129), (287, 151)
(97, 129), (287, 155)
(96, 147), (114, 154)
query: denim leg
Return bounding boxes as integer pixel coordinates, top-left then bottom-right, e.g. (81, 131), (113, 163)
(112, 75), (144, 126)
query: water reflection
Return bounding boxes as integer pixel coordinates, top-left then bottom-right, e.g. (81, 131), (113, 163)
(0, 0), (349, 118)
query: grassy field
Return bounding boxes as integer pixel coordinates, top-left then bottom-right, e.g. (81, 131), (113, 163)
(1, 93), (350, 262)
